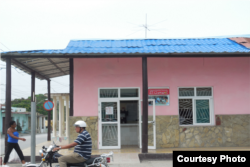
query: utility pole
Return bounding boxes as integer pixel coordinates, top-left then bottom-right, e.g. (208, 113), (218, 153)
(31, 72), (36, 164)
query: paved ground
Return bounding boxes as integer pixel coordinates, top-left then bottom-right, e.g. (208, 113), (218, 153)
(5, 160), (173, 167)
(0, 133), (49, 156)
(1, 137), (249, 167)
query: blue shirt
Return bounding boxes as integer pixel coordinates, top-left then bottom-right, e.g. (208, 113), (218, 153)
(8, 131), (19, 143)
(74, 130), (92, 160)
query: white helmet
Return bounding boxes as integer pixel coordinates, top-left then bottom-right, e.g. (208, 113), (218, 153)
(74, 120), (87, 127)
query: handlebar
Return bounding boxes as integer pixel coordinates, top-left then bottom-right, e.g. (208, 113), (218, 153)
(52, 141), (60, 148)
(101, 151), (114, 162)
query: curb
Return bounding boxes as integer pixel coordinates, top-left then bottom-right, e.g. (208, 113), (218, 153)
(138, 153), (173, 162)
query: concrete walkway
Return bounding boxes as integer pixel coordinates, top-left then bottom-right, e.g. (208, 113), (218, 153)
(4, 161), (173, 167)
(1, 134), (49, 156)
(1, 140), (250, 166)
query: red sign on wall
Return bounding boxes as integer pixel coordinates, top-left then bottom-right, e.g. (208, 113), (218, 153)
(148, 89), (169, 95)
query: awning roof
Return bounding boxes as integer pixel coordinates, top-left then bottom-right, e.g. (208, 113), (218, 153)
(44, 93), (69, 97)
(1, 38), (250, 80)
(2, 57), (69, 80)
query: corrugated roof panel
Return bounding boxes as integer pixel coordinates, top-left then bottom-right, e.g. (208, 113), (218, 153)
(82, 40), (91, 48)
(119, 40), (126, 48)
(129, 40), (136, 47)
(125, 40), (135, 48)
(2, 38), (250, 54)
(135, 40), (142, 47)
(110, 40), (115, 48)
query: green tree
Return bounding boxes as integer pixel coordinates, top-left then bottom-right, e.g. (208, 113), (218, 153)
(11, 94), (53, 119)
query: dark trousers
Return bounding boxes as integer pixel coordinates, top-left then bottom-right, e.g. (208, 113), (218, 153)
(4, 142), (24, 163)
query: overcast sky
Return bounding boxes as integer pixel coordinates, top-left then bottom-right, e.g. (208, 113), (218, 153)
(0, 0), (250, 102)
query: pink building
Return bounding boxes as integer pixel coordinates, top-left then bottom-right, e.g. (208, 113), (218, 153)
(2, 38), (250, 150)
(73, 56), (250, 149)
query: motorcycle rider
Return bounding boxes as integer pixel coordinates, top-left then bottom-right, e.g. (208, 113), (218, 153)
(52, 120), (92, 167)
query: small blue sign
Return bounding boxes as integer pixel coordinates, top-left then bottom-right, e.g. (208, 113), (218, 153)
(43, 100), (54, 111)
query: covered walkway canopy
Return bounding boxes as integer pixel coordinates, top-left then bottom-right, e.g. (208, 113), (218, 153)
(1, 38), (250, 153)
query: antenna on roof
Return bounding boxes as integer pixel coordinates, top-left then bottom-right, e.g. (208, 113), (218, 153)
(145, 14), (149, 38)
(126, 14), (169, 38)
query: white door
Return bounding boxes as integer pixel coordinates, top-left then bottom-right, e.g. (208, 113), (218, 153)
(98, 100), (120, 149)
(139, 99), (156, 149)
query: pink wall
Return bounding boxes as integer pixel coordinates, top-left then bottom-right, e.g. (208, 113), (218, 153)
(74, 57), (250, 116)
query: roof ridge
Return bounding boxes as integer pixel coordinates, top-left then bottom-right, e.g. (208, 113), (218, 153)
(70, 38), (228, 41)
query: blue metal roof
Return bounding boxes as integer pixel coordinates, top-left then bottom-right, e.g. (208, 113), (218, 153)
(3, 38), (250, 54)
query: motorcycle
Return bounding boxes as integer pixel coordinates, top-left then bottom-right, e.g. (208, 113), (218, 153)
(27, 141), (113, 167)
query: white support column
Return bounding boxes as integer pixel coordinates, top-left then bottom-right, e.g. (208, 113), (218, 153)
(43, 117), (46, 132)
(39, 117), (42, 133)
(37, 114), (39, 133)
(61, 96), (65, 137)
(58, 96), (63, 137)
(45, 117), (48, 132)
(65, 96), (69, 137)
(52, 96), (57, 137)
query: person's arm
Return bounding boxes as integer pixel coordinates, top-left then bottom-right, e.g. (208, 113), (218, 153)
(53, 142), (78, 152)
(60, 142), (78, 149)
(7, 129), (25, 141)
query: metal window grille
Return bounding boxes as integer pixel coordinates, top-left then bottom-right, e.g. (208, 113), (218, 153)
(196, 88), (212, 96)
(196, 100), (210, 123)
(102, 124), (118, 146)
(120, 89), (138, 97)
(100, 89), (118, 98)
(179, 99), (193, 125)
(179, 88), (194, 96)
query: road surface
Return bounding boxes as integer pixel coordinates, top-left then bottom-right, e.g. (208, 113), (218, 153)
(0, 133), (50, 156)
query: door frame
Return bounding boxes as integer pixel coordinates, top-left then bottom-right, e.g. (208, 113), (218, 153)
(139, 99), (156, 149)
(98, 87), (140, 149)
(98, 99), (120, 149)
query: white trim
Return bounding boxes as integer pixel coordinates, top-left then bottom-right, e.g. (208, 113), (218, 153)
(178, 86), (213, 98)
(98, 87), (140, 149)
(99, 122), (118, 124)
(139, 100), (142, 148)
(99, 87), (140, 99)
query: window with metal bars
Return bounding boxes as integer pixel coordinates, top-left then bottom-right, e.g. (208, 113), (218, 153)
(100, 89), (118, 98)
(99, 88), (139, 98)
(178, 87), (213, 125)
